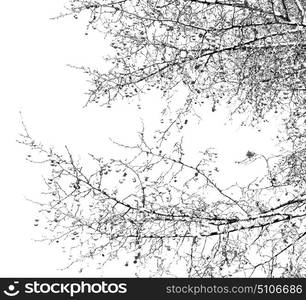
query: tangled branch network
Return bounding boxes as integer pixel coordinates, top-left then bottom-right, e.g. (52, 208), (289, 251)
(20, 0), (306, 277)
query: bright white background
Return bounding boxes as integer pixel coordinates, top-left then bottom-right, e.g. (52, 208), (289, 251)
(0, 0), (280, 276)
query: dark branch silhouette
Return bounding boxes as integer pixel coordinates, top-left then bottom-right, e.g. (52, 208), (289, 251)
(20, 0), (306, 277)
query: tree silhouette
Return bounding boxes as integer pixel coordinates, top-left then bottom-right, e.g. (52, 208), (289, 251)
(20, 0), (306, 277)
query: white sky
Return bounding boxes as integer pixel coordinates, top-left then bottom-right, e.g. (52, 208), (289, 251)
(0, 1), (281, 277)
